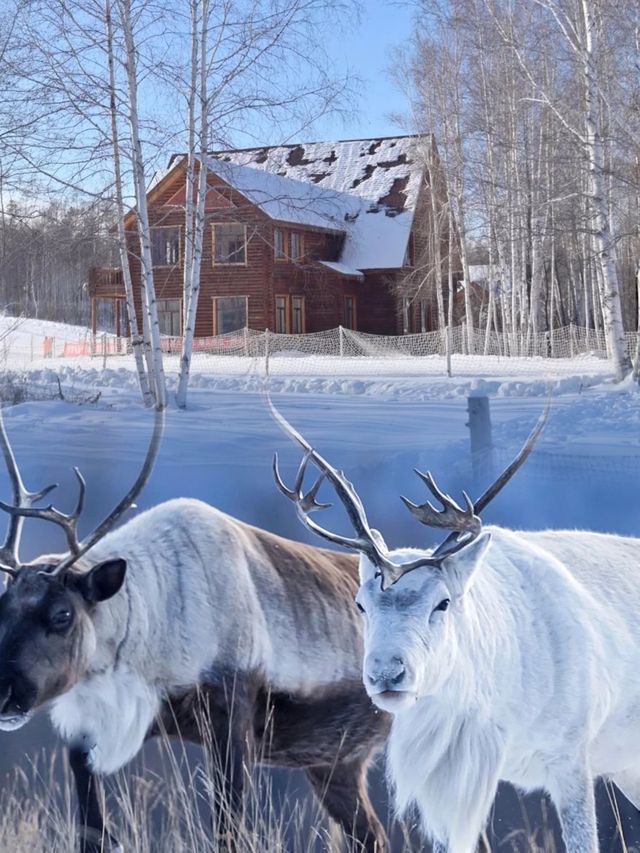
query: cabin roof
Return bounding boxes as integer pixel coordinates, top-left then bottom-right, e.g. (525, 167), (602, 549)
(204, 135), (428, 271)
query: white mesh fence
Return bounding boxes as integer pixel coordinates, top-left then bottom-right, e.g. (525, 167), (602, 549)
(5, 323), (639, 379)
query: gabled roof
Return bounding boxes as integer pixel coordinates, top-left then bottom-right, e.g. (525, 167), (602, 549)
(206, 135), (429, 271)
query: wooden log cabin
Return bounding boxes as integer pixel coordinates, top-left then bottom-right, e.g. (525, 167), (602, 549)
(88, 135), (456, 338)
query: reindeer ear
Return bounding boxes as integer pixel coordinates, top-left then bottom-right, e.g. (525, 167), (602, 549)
(72, 558), (127, 604)
(441, 532), (491, 597)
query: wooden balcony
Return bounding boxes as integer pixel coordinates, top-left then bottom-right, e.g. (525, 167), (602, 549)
(87, 266), (125, 299)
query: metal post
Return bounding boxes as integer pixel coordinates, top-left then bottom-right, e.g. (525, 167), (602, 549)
(265, 328), (270, 376)
(467, 395), (494, 486)
(339, 325), (344, 358)
(102, 332), (108, 370)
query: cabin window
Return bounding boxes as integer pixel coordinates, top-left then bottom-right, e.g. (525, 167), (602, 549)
(213, 223), (247, 265)
(292, 295), (305, 333)
(274, 228), (286, 260)
(151, 227), (181, 267)
(344, 296), (357, 330)
(419, 299), (429, 333)
(157, 298), (182, 336)
(290, 232), (303, 261)
(275, 295), (290, 333)
(214, 296), (248, 334)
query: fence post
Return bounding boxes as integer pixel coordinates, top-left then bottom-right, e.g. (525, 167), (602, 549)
(102, 333), (108, 370)
(467, 395), (494, 486)
(264, 328), (270, 376)
(243, 326), (249, 357)
(339, 325), (344, 358)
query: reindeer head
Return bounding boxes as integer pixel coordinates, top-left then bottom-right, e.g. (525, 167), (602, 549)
(271, 398), (545, 714)
(0, 407), (162, 731)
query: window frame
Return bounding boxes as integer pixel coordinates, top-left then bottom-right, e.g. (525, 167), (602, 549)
(291, 295), (306, 334)
(212, 295), (249, 335)
(150, 225), (182, 268)
(344, 295), (357, 331)
(212, 222), (248, 267)
(275, 294), (291, 333)
(289, 231), (304, 262)
(402, 296), (411, 334)
(156, 297), (183, 336)
(274, 227), (287, 261)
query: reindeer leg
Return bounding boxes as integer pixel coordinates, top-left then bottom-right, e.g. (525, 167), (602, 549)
(550, 765), (598, 853)
(198, 668), (258, 850)
(306, 759), (387, 852)
(68, 746), (122, 853)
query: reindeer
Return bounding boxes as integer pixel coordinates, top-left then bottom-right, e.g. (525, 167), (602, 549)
(0, 406), (389, 853)
(272, 402), (640, 853)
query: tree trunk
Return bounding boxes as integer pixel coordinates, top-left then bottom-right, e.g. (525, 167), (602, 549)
(104, 0), (153, 408)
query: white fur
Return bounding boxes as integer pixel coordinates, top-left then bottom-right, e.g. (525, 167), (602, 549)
(355, 526), (640, 853)
(48, 498), (363, 773)
(51, 667), (160, 774)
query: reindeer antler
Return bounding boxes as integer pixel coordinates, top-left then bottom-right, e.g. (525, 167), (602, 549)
(399, 402), (550, 568)
(269, 397), (438, 590)
(269, 394), (548, 591)
(0, 407), (59, 576)
(0, 405), (164, 580)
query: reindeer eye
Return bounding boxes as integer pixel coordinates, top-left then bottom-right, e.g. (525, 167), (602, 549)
(49, 608), (73, 631)
(355, 601), (365, 614)
(434, 598), (450, 613)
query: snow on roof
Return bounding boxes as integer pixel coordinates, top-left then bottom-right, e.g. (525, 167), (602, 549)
(319, 261), (364, 279)
(206, 136), (428, 271)
(207, 157), (358, 230)
(212, 136), (426, 212)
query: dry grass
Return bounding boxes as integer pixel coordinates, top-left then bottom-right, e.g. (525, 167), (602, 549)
(0, 724), (634, 853)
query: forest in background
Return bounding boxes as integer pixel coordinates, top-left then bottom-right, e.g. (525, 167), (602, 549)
(394, 0), (640, 368)
(0, 200), (116, 324)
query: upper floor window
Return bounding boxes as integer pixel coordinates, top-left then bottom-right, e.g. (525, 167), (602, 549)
(151, 226), (181, 267)
(213, 223), (247, 265)
(290, 232), (303, 261)
(274, 228), (286, 260)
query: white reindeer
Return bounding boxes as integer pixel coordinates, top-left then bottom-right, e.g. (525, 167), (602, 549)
(272, 402), (640, 853)
(0, 407), (388, 853)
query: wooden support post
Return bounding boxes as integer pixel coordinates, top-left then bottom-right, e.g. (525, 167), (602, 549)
(467, 395), (494, 486)
(115, 298), (121, 338)
(91, 297), (97, 336)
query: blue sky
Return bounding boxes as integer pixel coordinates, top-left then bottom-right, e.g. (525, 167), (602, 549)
(303, 0), (415, 142)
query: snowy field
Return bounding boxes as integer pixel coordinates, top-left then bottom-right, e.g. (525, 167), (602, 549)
(1, 316), (640, 849)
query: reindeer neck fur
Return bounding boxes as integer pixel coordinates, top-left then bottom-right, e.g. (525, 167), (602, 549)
(387, 545), (514, 852)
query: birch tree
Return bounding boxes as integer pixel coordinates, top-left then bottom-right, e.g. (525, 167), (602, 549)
(105, 0), (153, 406)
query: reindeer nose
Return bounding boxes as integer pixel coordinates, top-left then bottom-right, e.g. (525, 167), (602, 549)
(366, 655), (406, 689)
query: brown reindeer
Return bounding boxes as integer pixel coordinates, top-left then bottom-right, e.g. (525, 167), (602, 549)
(0, 406), (388, 852)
